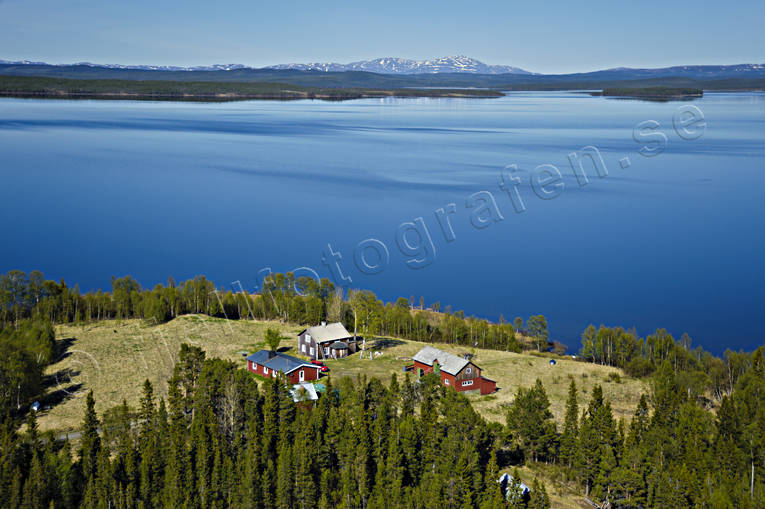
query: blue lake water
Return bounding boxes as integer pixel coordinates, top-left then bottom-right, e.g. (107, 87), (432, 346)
(1, 92), (763, 353)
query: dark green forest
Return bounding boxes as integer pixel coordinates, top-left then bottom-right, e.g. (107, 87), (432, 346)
(0, 76), (502, 101)
(1, 269), (765, 508)
(589, 88), (704, 101)
(599, 87), (703, 98)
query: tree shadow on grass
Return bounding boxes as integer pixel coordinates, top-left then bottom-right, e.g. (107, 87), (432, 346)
(39, 337), (87, 413)
(53, 337), (76, 361)
(40, 381), (84, 410)
(371, 338), (405, 350)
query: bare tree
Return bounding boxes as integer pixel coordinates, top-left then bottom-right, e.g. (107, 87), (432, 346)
(327, 287), (344, 322)
(220, 375), (241, 445)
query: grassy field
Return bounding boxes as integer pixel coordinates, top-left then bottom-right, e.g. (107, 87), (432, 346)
(42, 315), (646, 434)
(320, 337), (647, 424)
(41, 316), (642, 507)
(43, 316), (300, 433)
(509, 463), (591, 509)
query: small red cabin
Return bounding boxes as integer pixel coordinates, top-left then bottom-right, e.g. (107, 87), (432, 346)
(412, 346), (496, 395)
(246, 350), (321, 384)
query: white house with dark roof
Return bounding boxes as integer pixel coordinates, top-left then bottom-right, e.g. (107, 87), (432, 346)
(297, 321), (357, 360)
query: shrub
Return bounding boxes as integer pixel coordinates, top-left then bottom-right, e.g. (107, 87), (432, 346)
(625, 357), (655, 378)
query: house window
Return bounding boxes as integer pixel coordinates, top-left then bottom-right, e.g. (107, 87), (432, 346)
(306, 333), (311, 341)
(444, 379), (450, 385)
(299, 370), (305, 381)
(462, 380), (473, 387)
(324, 347), (329, 356)
(466, 367), (472, 375)
(301, 344), (306, 354)
(309, 347), (314, 356)
(264, 366), (269, 375)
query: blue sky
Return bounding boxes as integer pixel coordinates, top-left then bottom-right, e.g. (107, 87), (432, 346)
(1, 0), (763, 73)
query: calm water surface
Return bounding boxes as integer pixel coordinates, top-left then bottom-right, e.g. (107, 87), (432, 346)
(1, 92), (763, 352)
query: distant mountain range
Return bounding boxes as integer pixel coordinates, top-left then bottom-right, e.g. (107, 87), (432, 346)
(2, 56), (764, 79)
(0, 55), (530, 74)
(265, 55), (532, 75)
(0, 59), (250, 72)
(1, 57), (764, 91)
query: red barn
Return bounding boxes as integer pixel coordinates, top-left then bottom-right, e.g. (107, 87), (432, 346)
(246, 350), (321, 384)
(412, 346), (496, 395)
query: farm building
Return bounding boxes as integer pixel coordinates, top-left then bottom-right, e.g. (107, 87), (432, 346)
(298, 321), (358, 360)
(246, 350), (321, 383)
(412, 346), (496, 395)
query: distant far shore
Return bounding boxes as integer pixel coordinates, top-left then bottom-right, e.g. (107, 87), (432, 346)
(590, 87), (704, 101)
(0, 76), (504, 102)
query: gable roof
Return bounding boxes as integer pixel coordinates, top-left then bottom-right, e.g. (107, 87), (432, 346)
(412, 346), (472, 376)
(246, 350), (318, 375)
(301, 322), (352, 344)
(246, 349), (275, 365)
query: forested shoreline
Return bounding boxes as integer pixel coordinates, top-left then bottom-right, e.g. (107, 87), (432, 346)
(0, 269), (750, 399)
(2, 269), (765, 507)
(592, 87), (704, 99)
(0, 76), (503, 101)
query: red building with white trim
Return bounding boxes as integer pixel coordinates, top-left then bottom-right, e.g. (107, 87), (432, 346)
(246, 350), (321, 384)
(413, 346), (496, 395)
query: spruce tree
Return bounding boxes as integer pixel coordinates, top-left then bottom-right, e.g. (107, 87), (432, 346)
(138, 379), (155, 446)
(354, 416), (372, 508)
(79, 390), (101, 482)
(505, 379), (557, 462)
(480, 449), (504, 509)
(163, 383), (188, 507)
(275, 438), (293, 509)
(384, 425), (404, 508)
(24, 409), (38, 449)
(21, 453), (44, 509)
(94, 443), (112, 508)
(528, 477), (550, 509)
(505, 468), (525, 509)
(240, 414), (263, 509)
(560, 380), (579, 467)
(292, 416), (316, 509)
